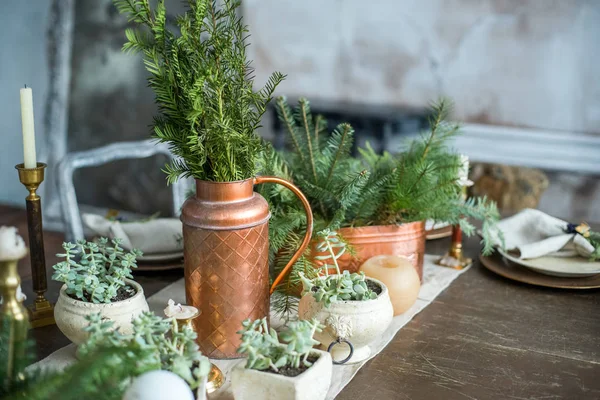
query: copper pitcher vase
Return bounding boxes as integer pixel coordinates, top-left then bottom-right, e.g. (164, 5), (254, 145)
(181, 177), (313, 359)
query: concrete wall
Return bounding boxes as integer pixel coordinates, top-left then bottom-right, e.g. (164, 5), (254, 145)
(0, 1), (50, 206)
(244, 0), (600, 134)
(0, 0), (597, 222)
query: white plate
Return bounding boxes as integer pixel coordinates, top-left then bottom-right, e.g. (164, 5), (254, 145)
(425, 220), (450, 231)
(137, 251), (184, 263)
(498, 248), (600, 278)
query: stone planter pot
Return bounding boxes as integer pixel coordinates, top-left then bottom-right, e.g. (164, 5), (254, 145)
(54, 278), (149, 345)
(298, 277), (393, 364)
(335, 222), (426, 280)
(231, 349), (332, 400)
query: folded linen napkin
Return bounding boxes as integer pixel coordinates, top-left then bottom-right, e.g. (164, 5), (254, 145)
(492, 208), (594, 259)
(82, 214), (183, 254)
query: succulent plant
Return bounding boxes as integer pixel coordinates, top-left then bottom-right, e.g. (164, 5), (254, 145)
(78, 311), (211, 390)
(299, 230), (378, 308)
(237, 317), (323, 372)
(51, 238), (141, 303)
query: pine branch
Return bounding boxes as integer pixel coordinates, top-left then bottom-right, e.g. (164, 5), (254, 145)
(275, 96), (305, 161)
(115, 0), (283, 182)
(296, 98), (318, 184)
(324, 123), (354, 185)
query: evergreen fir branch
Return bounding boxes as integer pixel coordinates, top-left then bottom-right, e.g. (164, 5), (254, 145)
(6, 345), (152, 400)
(296, 98), (319, 184)
(275, 96), (305, 162)
(313, 114), (326, 150)
(323, 123), (354, 185)
(115, 0), (284, 182)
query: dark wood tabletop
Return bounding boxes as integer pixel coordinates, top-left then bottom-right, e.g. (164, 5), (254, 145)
(2, 205), (599, 399)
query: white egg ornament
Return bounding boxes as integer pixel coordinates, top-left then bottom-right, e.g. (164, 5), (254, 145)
(123, 370), (195, 400)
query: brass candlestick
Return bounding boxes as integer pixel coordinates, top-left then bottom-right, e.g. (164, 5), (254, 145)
(0, 254), (30, 385)
(174, 308), (225, 394)
(436, 224), (472, 269)
(436, 184), (472, 269)
(15, 163), (55, 328)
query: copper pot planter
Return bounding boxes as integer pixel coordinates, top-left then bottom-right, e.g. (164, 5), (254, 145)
(313, 222), (426, 280)
(182, 177), (312, 359)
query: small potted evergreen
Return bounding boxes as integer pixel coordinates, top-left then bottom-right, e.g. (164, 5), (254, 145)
(52, 238), (149, 344)
(262, 98), (499, 314)
(297, 230), (394, 364)
(232, 317), (332, 400)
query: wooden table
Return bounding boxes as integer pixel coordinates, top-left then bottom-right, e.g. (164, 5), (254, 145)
(2, 205), (599, 399)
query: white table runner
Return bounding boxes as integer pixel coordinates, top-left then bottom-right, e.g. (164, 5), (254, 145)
(33, 254), (470, 399)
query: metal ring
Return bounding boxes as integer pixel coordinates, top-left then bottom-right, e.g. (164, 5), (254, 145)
(327, 338), (354, 365)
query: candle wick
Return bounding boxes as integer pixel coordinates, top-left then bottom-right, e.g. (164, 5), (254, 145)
(24, 84), (27, 88)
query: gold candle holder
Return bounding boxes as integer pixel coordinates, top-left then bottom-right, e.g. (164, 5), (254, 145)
(436, 224), (472, 269)
(436, 186), (472, 269)
(174, 308), (225, 394)
(15, 162), (55, 328)
(0, 255), (30, 384)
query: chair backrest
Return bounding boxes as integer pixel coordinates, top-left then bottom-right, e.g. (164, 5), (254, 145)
(41, 0), (75, 232)
(58, 139), (189, 241)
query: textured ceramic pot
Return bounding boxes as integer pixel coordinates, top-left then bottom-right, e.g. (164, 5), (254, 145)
(54, 279), (149, 345)
(298, 277), (393, 364)
(182, 177), (312, 359)
(335, 222), (426, 280)
(231, 349), (332, 400)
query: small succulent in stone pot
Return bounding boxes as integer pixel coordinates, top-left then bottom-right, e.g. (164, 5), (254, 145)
(297, 230), (393, 365)
(232, 317), (333, 400)
(52, 238), (141, 303)
(299, 230), (379, 308)
(237, 317), (323, 375)
(52, 238), (149, 345)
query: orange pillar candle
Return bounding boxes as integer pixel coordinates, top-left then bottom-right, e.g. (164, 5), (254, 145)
(360, 255), (420, 316)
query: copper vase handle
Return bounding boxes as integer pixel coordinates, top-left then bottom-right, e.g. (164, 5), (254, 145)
(254, 176), (314, 294)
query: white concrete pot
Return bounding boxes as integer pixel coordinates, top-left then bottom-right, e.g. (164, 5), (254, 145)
(298, 276), (393, 364)
(54, 278), (149, 345)
(231, 349), (332, 400)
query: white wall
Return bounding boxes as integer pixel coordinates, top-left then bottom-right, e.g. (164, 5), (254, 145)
(0, 1), (50, 206)
(244, 0), (600, 134)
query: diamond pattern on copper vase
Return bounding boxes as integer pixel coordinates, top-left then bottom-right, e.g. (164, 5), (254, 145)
(184, 222), (270, 359)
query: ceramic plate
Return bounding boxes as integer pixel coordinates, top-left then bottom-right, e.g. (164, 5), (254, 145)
(480, 254), (600, 289)
(426, 225), (453, 240)
(425, 220), (450, 231)
(137, 251), (184, 263)
(497, 248), (600, 278)
(425, 220), (452, 240)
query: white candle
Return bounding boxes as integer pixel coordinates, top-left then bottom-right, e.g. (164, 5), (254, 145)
(20, 86), (37, 169)
(0, 226), (27, 261)
(457, 154), (473, 187)
(0, 226), (28, 304)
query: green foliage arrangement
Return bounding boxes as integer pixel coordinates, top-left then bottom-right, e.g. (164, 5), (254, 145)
(115, 0), (285, 182)
(79, 312), (211, 389)
(589, 236), (600, 261)
(567, 222), (600, 261)
(299, 230), (377, 308)
(237, 317), (323, 373)
(1, 311), (211, 399)
(51, 238), (141, 303)
(1, 314), (158, 400)
(1, 316), (32, 396)
(262, 97), (500, 316)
